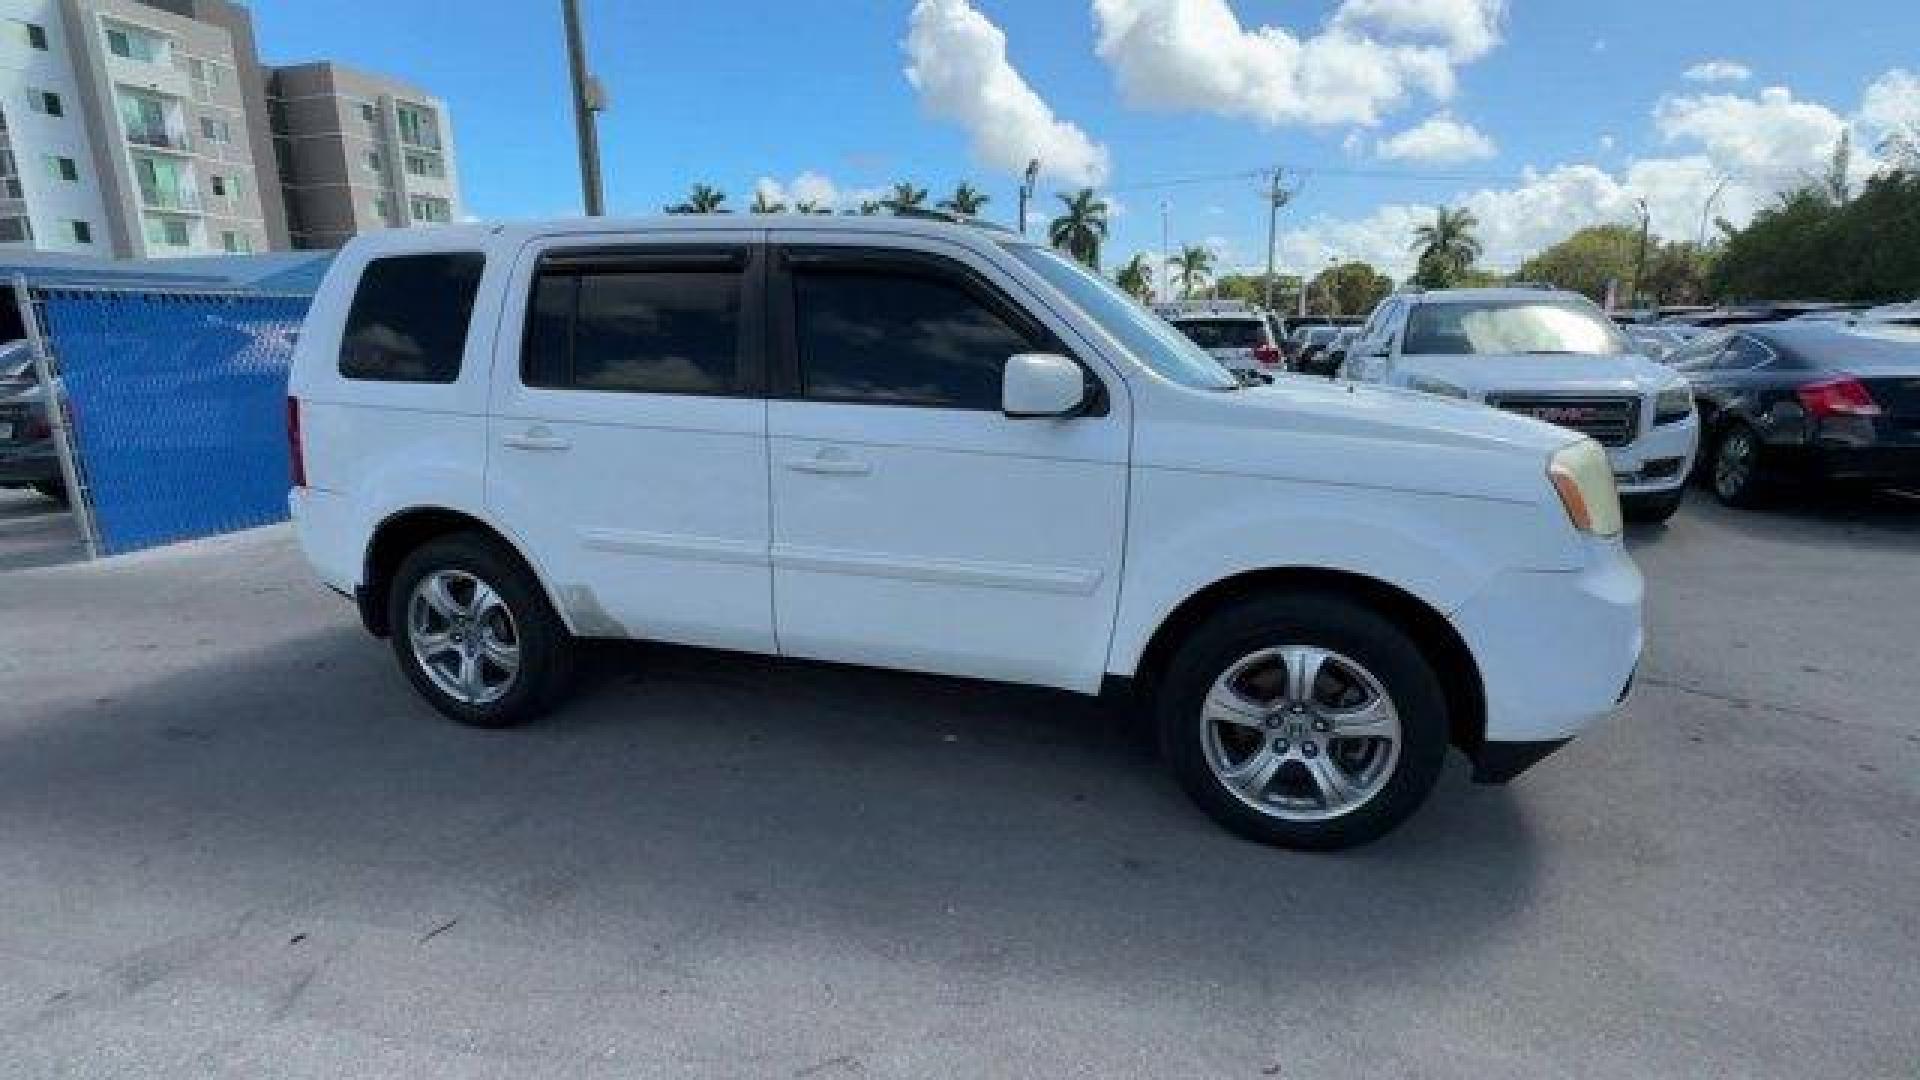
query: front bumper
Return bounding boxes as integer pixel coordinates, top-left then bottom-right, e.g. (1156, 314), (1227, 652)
(1450, 536), (1644, 779)
(1610, 412), (1699, 494)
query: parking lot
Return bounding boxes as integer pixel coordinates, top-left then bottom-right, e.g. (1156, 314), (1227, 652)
(0, 486), (1916, 1079)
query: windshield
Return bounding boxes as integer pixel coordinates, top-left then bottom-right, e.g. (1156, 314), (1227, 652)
(1172, 319), (1266, 350)
(1404, 298), (1626, 356)
(1007, 245), (1236, 390)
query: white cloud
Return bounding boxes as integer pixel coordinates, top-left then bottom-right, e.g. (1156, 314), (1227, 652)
(1683, 61), (1752, 83)
(755, 171), (843, 210)
(1857, 68), (1920, 151)
(1653, 85), (1849, 184)
(1375, 111), (1498, 163)
(1598, 134), (1616, 151)
(1091, 0), (1503, 128)
(904, 0), (1110, 185)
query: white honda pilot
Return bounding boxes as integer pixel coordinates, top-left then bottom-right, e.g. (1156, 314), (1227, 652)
(288, 216), (1643, 849)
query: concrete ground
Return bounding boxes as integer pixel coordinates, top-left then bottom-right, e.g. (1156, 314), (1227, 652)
(0, 487), (1915, 1079)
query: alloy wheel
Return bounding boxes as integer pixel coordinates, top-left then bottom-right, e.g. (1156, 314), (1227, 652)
(407, 569), (521, 705)
(1199, 645), (1402, 822)
(1714, 428), (1755, 501)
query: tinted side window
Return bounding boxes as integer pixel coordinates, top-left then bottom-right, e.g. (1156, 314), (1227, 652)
(793, 261), (1042, 408)
(339, 252), (485, 382)
(523, 248), (747, 395)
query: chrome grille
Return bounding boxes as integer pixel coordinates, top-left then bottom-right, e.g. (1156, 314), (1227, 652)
(1488, 395), (1640, 447)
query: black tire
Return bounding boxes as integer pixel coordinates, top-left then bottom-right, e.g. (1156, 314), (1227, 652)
(1156, 590), (1449, 851)
(1709, 422), (1769, 507)
(32, 479), (67, 505)
(1623, 488), (1685, 524)
(386, 532), (575, 728)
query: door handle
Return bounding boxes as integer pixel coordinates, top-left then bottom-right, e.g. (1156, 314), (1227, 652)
(783, 451), (870, 476)
(503, 427), (572, 452)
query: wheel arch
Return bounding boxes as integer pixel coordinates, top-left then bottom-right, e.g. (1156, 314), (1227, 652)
(1129, 566), (1487, 753)
(359, 505), (569, 638)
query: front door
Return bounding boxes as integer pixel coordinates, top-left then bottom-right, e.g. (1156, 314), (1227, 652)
(764, 233), (1128, 693)
(486, 230), (776, 653)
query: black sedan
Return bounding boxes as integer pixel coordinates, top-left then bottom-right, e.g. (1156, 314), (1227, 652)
(1669, 322), (1920, 505)
(0, 341), (64, 504)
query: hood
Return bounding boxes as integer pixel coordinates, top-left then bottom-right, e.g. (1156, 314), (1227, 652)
(1394, 352), (1680, 398)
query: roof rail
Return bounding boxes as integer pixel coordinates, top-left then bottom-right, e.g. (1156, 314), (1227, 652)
(886, 206), (1019, 235)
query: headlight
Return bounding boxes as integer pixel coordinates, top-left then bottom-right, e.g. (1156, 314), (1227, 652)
(1548, 438), (1623, 537)
(1408, 376), (1473, 400)
(1653, 384), (1694, 424)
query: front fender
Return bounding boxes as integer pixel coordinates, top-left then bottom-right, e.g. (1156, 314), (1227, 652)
(1106, 467), (1578, 676)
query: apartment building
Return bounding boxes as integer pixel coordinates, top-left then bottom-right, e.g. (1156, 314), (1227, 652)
(270, 62), (461, 249)
(0, 0), (459, 257)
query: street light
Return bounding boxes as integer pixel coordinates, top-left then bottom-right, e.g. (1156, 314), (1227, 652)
(1017, 159), (1040, 235)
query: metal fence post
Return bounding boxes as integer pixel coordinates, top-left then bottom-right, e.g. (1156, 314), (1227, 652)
(12, 274), (99, 560)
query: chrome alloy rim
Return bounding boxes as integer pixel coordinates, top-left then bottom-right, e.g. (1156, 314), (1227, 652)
(1715, 429), (1754, 499)
(408, 569), (520, 705)
(1200, 646), (1402, 822)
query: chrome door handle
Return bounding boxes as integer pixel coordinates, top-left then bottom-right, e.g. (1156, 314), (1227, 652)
(503, 430), (572, 452)
(784, 454), (870, 476)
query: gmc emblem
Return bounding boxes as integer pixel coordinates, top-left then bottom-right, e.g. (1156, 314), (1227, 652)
(1529, 406), (1596, 424)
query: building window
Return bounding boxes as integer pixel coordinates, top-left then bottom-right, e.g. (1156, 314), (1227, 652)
(221, 230), (251, 253)
(360, 101), (378, 126)
(69, 220), (91, 244)
(9, 21), (48, 49)
(409, 194), (451, 224)
(105, 24), (166, 63)
(209, 174), (225, 198)
(395, 103), (440, 150)
(0, 216), (31, 244)
(199, 116), (229, 143)
(29, 90), (62, 117)
(366, 150), (382, 172)
(46, 155), (78, 183)
(403, 151), (444, 179)
(373, 193), (392, 221)
(144, 216), (190, 248)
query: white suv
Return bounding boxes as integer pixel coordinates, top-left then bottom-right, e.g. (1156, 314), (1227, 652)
(1343, 288), (1700, 522)
(288, 217), (1643, 849)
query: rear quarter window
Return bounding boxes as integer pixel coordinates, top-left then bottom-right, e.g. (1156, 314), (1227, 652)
(338, 252), (486, 383)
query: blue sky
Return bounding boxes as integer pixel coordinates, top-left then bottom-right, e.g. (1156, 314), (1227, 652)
(253, 1), (1919, 281)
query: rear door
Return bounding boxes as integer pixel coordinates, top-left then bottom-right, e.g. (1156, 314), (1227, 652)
(763, 231), (1128, 692)
(486, 229), (776, 653)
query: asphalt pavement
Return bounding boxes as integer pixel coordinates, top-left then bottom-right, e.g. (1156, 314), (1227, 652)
(0, 486), (1915, 1078)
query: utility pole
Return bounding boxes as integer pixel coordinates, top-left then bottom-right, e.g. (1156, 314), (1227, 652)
(561, 0), (605, 216)
(1696, 175), (1730, 249)
(1630, 197), (1651, 308)
(1017, 159), (1039, 235)
(1261, 167), (1293, 312)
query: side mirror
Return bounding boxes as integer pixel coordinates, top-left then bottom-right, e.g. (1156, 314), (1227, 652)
(1002, 353), (1086, 418)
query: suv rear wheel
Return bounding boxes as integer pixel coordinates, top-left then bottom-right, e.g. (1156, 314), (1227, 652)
(1157, 591), (1448, 850)
(388, 533), (575, 728)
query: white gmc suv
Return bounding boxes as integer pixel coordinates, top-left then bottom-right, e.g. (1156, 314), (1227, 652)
(1341, 287), (1701, 523)
(288, 216), (1643, 849)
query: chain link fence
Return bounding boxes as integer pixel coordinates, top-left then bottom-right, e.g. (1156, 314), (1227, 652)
(16, 281), (310, 557)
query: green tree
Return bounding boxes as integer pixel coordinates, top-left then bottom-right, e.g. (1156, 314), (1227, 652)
(938, 182), (990, 216)
(1048, 188), (1110, 269)
(1641, 242), (1714, 306)
(1410, 205), (1482, 287)
(1306, 262), (1395, 317)
(749, 190), (786, 214)
(1167, 243), (1215, 299)
(794, 199), (833, 215)
(1517, 225), (1641, 303)
(665, 183), (728, 214)
(1114, 252), (1154, 301)
(1214, 272), (1301, 307)
(882, 182), (928, 212)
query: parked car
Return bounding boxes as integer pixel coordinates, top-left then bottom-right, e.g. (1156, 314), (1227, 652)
(1668, 321), (1920, 505)
(289, 217), (1643, 850)
(1163, 306), (1284, 382)
(0, 341), (64, 504)
(1320, 327), (1358, 379)
(1342, 287), (1700, 523)
(1290, 324), (1344, 377)
(1622, 325), (1688, 361)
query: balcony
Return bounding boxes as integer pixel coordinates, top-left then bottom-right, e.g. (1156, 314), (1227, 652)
(139, 184), (202, 213)
(124, 123), (192, 154)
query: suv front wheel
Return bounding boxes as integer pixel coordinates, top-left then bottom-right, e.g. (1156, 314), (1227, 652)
(388, 533), (575, 728)
(1157, 591), (1448, 850)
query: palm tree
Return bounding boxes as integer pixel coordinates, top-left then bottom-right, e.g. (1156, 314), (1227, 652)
(666, 183), (728, 214)
(1114, 253), (1153, 301)
(1048, 188), (1109, 270)
(856, 199), (884, 216)
(882, 182), (928, 213)
(749, 190), (786, 214)
(1167, 243), (1215, 300)
(1410, 205), (1482, 287)
(938, 182), (990, 216)
(794, 199), (832, 215)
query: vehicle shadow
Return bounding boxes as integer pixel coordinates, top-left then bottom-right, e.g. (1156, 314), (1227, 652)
(0, 626), (1543, 1017)
(1626, 484), (1920, 554)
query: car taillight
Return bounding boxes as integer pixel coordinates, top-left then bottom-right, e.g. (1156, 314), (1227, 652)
(286, 395), (306, 488)
(1795, 377), (1881, 418)
(1253, 344), (1281, 366)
